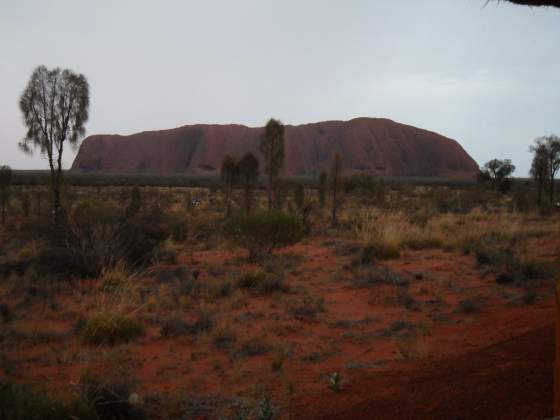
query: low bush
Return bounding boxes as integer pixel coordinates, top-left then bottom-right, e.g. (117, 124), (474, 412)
(0, 381), (93, 420)
(237, 336), (270, 357)
(288, 295), (326, 321)
(156, 265), (192, 284)
(353, 267), (407, 288)
(235, 270), (287, 295)
(358, 242), (400, 264)
(397, 290), (419, 311)
(475, 246), (555, 285)
(81, 313), (144, 345)
(160, 318), (192, 337)
(225, 211), (304, 261)
(211, 326), (237, 350)
(78, 374), (145, 419)
(457, 298), (480, 314)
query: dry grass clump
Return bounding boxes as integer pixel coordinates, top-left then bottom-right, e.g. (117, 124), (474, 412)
(394, 332), (430, 360)
(81, 312), (144, 345)
(80, 264), (145, 345)
(352, 208), (557, 256)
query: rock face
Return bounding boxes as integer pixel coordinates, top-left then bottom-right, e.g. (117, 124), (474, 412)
(71, 117), (478, 178)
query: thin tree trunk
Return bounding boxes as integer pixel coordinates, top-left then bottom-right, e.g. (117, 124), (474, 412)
(268, 172), (273, 211)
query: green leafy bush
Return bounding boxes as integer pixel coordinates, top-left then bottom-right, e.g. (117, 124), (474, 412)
(225, 211), (304, 261)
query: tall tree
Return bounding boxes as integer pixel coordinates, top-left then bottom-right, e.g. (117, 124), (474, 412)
(0, 165), (12, 224)
(238, 152), (259, 214)
(530, 135), (560, 204)
(479, 159), (516, 192)
(19, 65), (89, 229)
(530, 143), (549, 205)
(330, 153), (342, 228)
(221, 155), (238, 217)
(259, 118), (285, 211)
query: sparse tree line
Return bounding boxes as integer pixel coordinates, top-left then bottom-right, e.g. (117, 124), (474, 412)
(219, 118), (345, 228)
(0, 64), (558, 274)
(477, 135), (560, 208)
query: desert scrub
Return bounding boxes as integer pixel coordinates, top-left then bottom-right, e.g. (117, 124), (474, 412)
(353, 266), (407, 288)
(457, 298), (481, 314)
(153, 238), (181, 264)
(394, 332), (430, 359)
(0, 381), (94, 420)
(211, 325), (237, 350)
(353, 210), (403, 260)
(81, 312), (144, 345)
(78, 373), (144, 420)
(236, 335), (271, 358)
(475, 245), (555, 284)
(235, 270), (288, 294)
(224, 211), (304, 261)
(99, 264), (129, 294)
(287, 295), (326, 321)
(160, 312), (214, 338)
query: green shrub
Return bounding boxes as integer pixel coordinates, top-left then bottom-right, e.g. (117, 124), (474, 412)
(82, 313), (144, 345)
(225, 211), (304, 261)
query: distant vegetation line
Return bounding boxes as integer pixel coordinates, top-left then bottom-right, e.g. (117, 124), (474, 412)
(11, 169), (483, 188)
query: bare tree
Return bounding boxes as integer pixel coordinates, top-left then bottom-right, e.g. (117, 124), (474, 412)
(260, 118), (285, 211)
(238, 152), (259, 214)
(530, 135), (560, 204)
(0, 165), (12, 224)
(19, 65), (89, 229)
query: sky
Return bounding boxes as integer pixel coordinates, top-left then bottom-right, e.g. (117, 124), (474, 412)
(1, 0), (559, 175)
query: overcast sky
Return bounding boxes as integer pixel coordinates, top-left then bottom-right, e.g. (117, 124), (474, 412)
(1, 0), (558, 175)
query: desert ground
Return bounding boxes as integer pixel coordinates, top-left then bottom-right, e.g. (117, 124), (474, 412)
(0, 181), (558, 419)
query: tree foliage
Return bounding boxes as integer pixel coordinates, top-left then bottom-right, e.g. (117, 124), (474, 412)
(19, 65), (89, 228)
(530, 135), (560, 204)
(260, 118), (285, 211)
(479, 159), (516, 192)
